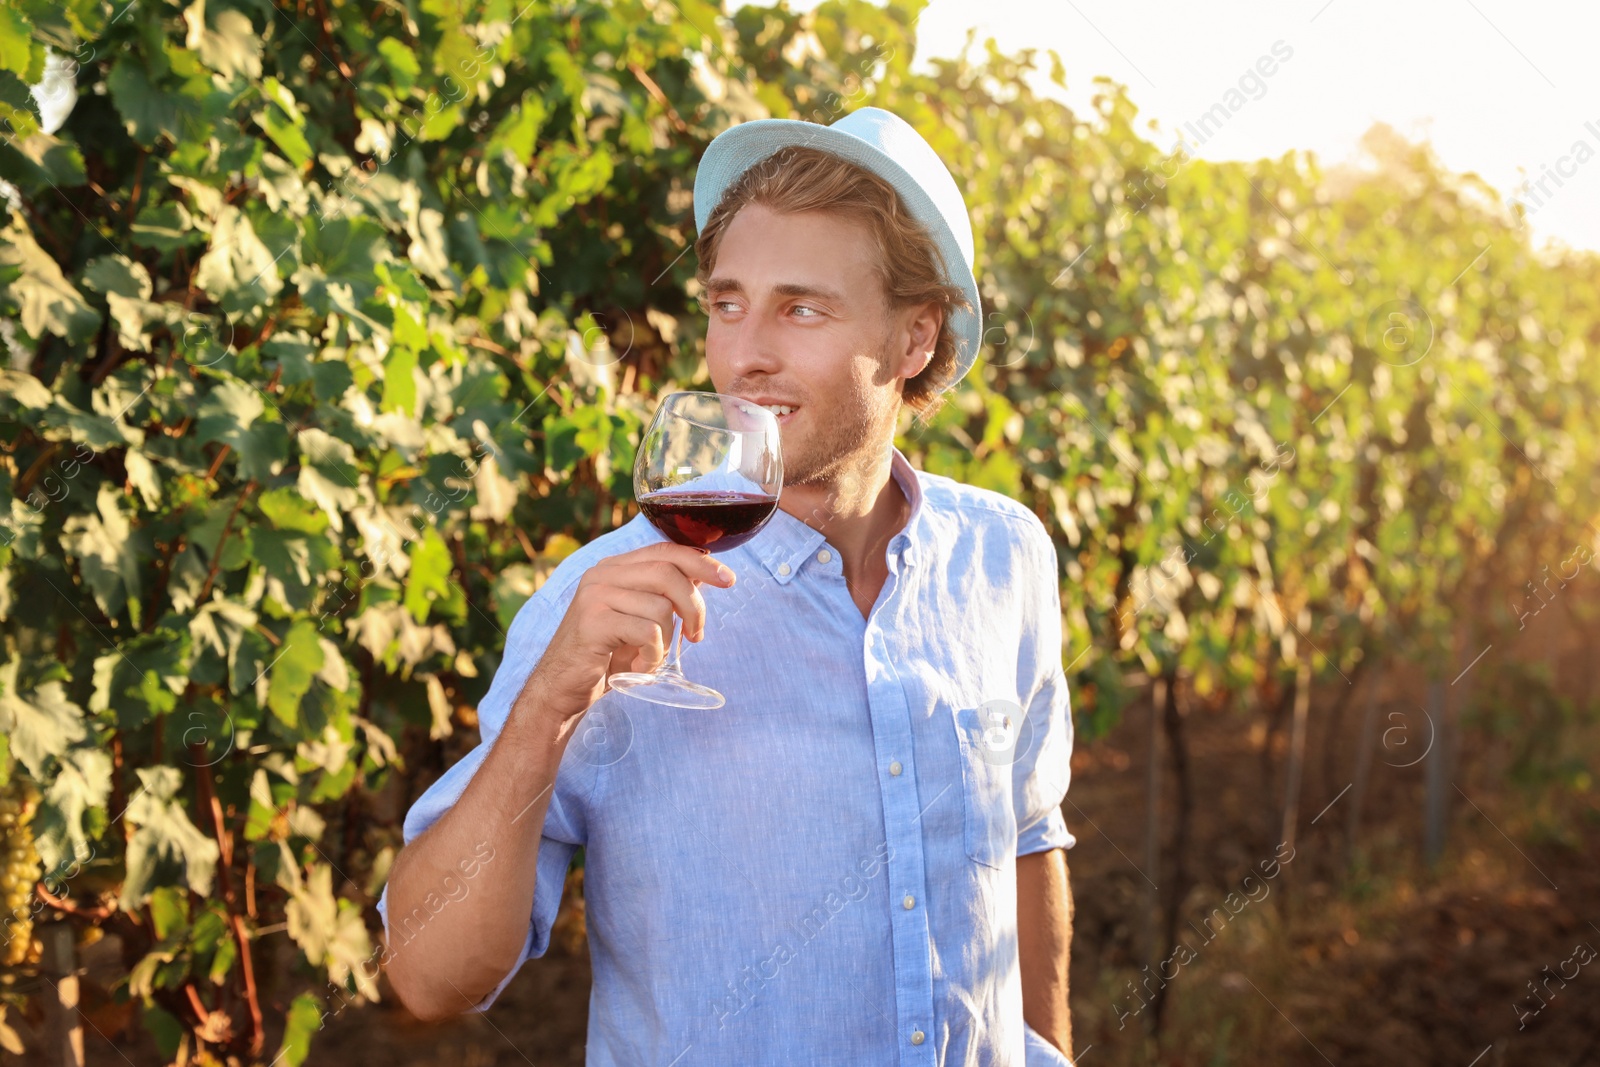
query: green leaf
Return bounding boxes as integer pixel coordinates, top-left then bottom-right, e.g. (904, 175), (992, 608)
(254, 525), (336, 612)
(89, 630), (191, 725)
(123, 766), (222, 907)
(276, 992), (324, 1067)
(0, 9), (39, 79)
(260, 74), (303, 126)
(380, 346), (417, 415)
(185, 4), (262, 82)
(492, 564), (538, 632)
(266, 619), (324, 729)
(230, 626), (273, 698)
(0, 215), (101, 342)
(33, 745), (112, 872)
(403, 524), (452, 624)
(6, 128), (88, 190)
(261, 329), (317, 381)
(208, 927), (237, 984)
(124, 449), (163, 509)
(142, 1005), (184, 1062)
(244, 768), (282, 842)
(61, 484), (143, 623)
(194, 204), (287, 314)
(488, 92), (546, 160)
(54, 397), (144, 451)
(294, 215), (389, 313)
(283, 859), (378, 1000)
(258, 104), (312, 168)
(375, 38), (419, 92)
(82, 254), (155, 299)
(259, 485), (330, 534)
(0, 369), (51, 409)
(295, 428), (362, 529)
(188, 598), (256, 681)
(149, 884), (189, 939)
(131, 200), (201, 250)
(189, 905), (226, 954)
(0, 658), (88, 779)
(195, 379), (290, 481)
(106, 57), (195, 146)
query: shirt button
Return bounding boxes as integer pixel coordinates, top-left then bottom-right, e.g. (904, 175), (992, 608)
(777, 562), (791, 576)
(889, 761), (902, 776)
(817, 549), (832, 563)
(902, 894), (915, 910)
(910, 1030), (925, 1045)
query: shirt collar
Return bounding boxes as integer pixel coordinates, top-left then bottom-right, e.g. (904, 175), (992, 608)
(749, 446), (925, 585)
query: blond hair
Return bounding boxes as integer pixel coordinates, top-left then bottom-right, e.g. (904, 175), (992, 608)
(694, 144), (973, 423)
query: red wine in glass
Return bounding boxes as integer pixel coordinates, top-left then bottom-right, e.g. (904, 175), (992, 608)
(639, 490), (780, 552)
(606, 391), (784, 709)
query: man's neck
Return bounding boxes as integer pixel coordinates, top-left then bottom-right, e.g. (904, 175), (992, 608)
(779, 449), (910, 584)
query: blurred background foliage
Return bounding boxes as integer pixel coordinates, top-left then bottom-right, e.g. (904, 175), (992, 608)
(0, 0), (1595, 1062)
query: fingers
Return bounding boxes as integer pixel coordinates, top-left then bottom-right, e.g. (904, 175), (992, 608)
(600, 560), (713, 641)
(608, 644), (654, 677)
(620, 543), (737, 589)
(603, 608), (666, 669)
(604, 589), (682, 649)
(550, 544), (738, 709)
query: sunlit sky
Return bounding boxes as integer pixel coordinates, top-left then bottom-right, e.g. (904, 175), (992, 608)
(781, 0), (1600, 255)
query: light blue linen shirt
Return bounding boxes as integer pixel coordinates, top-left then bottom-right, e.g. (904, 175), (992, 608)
(378, 445), (1077, 1065)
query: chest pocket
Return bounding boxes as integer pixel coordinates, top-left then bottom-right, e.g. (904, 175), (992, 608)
(952, 702), (1024, 869)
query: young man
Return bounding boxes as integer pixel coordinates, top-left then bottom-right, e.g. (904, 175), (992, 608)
(378, 107), (1078, 1065)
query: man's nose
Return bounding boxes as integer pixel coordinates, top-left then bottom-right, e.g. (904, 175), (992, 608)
(723, 308), (784, 377)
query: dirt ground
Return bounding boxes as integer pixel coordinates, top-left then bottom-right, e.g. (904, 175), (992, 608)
(60, 665), (1600, 1066)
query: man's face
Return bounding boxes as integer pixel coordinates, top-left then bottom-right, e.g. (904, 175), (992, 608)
(702, 202), (937, 488)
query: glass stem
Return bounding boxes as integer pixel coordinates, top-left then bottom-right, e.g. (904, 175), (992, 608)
(660, 614), (685, 675)
(658, 576), (699, 675)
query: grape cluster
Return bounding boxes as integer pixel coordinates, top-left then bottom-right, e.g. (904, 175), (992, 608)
(0, 781), (42, 967)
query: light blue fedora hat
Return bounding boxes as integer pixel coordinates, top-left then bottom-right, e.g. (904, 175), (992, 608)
(692, 106), (983, 392)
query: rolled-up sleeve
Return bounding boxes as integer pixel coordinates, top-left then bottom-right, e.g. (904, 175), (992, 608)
(1024, 1020), (1078, 1066)
(1013, 527), (1076, 856)
(375, 575), (591, 1012)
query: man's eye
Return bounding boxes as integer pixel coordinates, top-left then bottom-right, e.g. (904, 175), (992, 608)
(791, 305), (820, 318)
(710, 300), (739, 313)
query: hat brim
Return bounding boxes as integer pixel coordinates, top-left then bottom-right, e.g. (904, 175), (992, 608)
(693, 118), (983, 391)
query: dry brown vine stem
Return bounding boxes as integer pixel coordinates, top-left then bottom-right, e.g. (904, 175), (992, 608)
(629, 64), (691, 135)
(34, 881), (114, 922)
(192, 742), (265, 1055)
(193, 478), (259, 605)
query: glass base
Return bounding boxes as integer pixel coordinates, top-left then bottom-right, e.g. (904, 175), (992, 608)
(606, 665), (726, 709)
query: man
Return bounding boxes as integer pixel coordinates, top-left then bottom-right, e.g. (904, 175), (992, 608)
(378, 106), (1078, 1065)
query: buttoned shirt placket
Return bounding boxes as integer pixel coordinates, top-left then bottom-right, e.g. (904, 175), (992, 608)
(768, 515), (936, 1061)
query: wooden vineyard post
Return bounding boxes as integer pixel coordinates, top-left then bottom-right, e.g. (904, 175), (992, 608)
(1142, 679), (1163, 983)
(1345, 662), (1385, 866)
(39, 923), (84, 1067)
(1423, 680), (1452, 865)
(1279, 656), (1314, 852)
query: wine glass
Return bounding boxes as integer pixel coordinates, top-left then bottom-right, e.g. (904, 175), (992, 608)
(605, 391), (784, 708)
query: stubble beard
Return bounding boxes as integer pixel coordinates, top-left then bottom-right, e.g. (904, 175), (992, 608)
(781, 322), (904, 502)
(781, 394), (900, 524)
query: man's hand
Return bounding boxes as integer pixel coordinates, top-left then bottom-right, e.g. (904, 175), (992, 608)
(384, 542), (734, 1020)
(532, 542), (737, 723)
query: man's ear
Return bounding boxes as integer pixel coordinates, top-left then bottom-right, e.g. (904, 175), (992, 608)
(890, 300), (942, 381)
